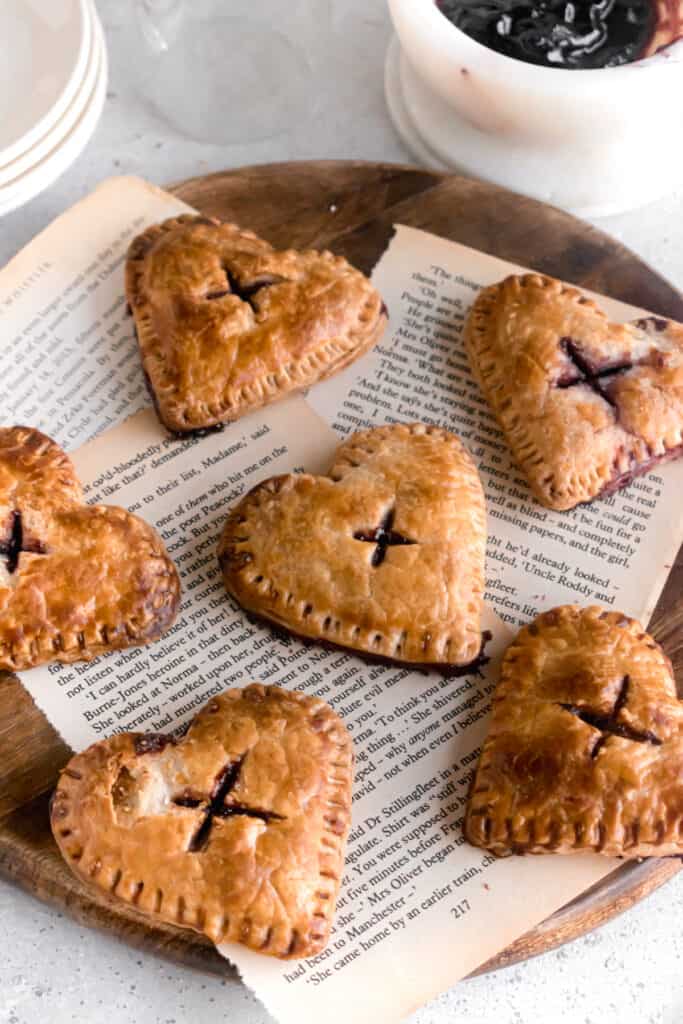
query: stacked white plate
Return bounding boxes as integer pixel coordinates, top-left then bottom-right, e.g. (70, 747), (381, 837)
(0, 0), (107, 217)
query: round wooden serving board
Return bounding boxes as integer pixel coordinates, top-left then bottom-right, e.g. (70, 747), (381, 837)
(1, 161), (682, 978)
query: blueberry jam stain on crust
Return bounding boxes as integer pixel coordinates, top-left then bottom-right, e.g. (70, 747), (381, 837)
(635, 316), (668, 332)
(598, 440), (683, 499)
(556, 336), (632, 410)
(0, 512), (47, 575)
(436, 0), (656, 68)
(142, 365), (225, 440)
(353, 507), (417, 567)
(559, 674), (662, 754)
(544, 327), (683, 499)
(552, 333), (683, 499)
(134, 733), (175, 756)
(172, 756), (284, 853)
(220, 269), (287, 313)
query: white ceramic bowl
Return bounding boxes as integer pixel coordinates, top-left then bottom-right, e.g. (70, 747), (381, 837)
(0, 0), (96, 183)
(0, 0), (90, 165)
(0, 6), (107, 217)
(387, 0), (683, 215)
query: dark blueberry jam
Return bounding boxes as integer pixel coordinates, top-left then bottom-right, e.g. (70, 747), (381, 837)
(436, 0), (655, 67)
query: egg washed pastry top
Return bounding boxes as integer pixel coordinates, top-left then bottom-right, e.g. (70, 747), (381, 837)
(466, 605), (683, 859)
(0, 426), (180, 671)
(125, 215), (387, 434)
(219, 423), (487, 670)
(51, 684), (354, 959)
(465, 273), (683, 510)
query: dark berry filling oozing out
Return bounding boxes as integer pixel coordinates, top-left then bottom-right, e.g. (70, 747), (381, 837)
(436, 0), (656, 68)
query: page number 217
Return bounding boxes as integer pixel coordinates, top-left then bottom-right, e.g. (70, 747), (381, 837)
(450, 899), (471, 921)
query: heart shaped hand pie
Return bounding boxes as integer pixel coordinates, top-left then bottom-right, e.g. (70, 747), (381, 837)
(126, 215), (387, 434)
(0, 427), (180, 671)
(465, 274), (683, 510)
(466, 605), (683, 858)
(51, 685), (353, 959)
(219, 423), (487, 671)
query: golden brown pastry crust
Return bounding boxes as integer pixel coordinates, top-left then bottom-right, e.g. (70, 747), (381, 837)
(126, 215), (387, 433)
(465, 605), (683, 858)
(219, 423), (487, 669)
(51, 684), (353, 959)
(0, 426), (180, 671)
(464, 274), (683, 510)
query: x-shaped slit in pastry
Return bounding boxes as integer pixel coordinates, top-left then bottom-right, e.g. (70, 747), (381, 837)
(172, 755), (284, 853)
(556, 337), (633, 410)
(353, 507), (417, 567)
(559, 675), (662, 758)
(556, 326), (672, 414)
(0, 511), (47, 575)
(205, 268), (287, 312)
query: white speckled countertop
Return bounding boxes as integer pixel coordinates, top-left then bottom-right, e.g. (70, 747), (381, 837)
(2, 3), (683, 1022)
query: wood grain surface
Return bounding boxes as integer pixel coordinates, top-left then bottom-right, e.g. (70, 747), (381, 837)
(0, 161), (681, 981)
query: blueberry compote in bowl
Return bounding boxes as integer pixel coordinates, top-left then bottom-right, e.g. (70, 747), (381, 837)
(387, 0), (683, 215)
(435, 0), (667, 69)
